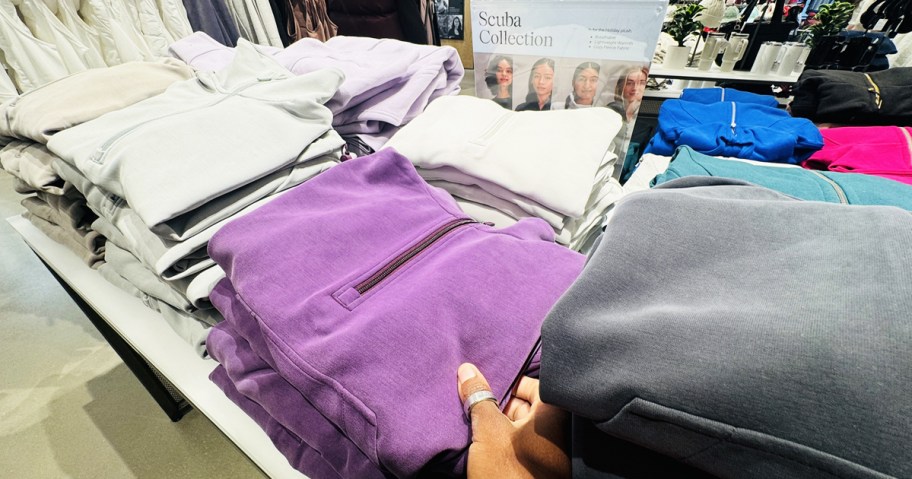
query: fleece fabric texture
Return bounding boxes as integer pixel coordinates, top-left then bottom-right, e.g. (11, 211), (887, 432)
(206, 148), (585, 478)
(385, 95), (622, 250)
(169, 32), (463, 151)
(789, 67), (912, 126)
(803, 126), (912, 186)
(644, 99), (823, 164)
(679, 87), (780, 108)
(0, 141), (67, 195)
(541, 177), (912, 479)
(0, 58), (194, 144)
(47, 39), (342, 234)
(654, 145), (912, 208)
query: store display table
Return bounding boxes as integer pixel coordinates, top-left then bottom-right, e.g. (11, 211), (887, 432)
(7, 214), (307, 479)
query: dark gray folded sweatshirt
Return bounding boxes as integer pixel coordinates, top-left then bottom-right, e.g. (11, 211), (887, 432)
(541, 176), (912, 479)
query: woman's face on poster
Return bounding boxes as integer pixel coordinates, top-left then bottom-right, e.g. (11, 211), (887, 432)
(496, 59), (513, 86)
(531, 64), (554, 98)
(624, 70), (647, 103)
(573, 67), (599, 105)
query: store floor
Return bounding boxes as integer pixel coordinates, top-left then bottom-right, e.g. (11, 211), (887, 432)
(0, 72), (476, 478)
(0, 169), (268, 478)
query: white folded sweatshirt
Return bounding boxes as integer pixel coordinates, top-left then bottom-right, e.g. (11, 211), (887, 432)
(47, 39), (343, 231)
(385, 95), (621, 219)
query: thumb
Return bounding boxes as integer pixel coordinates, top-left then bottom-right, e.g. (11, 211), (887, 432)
(458, 363), (511, 441)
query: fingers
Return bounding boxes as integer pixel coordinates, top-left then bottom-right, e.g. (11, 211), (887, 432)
(458, 363), (509, 439)
(512, 376), (540, 405)
(504, 397), (532, 421)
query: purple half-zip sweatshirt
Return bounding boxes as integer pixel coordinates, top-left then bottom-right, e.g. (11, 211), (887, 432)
(206, 148), (585, 477)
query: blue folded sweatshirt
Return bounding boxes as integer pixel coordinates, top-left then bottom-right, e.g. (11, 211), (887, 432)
(653, 146), (912, 210)
(680, 87), (780, 108)
(644, 100), (824, 164)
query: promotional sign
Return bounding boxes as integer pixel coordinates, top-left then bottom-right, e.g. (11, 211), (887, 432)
(471, 0), (667, 170)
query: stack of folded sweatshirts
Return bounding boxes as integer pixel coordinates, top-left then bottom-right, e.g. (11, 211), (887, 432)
(385, 95), (623, 251)
(168, 31), (464, 155)
(0, 141), (104, 268)
(28, 40), (343, 355)
(644, 88), (824, 164)
(205, 148), (586, 477)
(0, 57), (234, 352)
(642, 146), (912, 210)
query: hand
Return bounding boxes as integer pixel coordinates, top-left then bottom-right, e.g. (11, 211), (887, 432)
(457, 363), (571, 479)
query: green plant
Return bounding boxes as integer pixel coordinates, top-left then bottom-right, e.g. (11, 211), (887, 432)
(665, 3), (706, 47)
(805, 0), (854, 48)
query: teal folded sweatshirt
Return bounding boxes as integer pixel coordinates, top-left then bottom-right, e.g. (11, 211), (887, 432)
(653, 146), (912, 210)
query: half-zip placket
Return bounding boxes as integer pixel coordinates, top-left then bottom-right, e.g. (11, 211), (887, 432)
(900, 127), (912, 160)
(355, 218), (477, 295)
(730, 102), (737, 136)
(475, 112), (510, 144)
(807, 170), (848, 204)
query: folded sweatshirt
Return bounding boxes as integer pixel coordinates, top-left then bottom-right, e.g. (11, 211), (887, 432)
(386, 95), (621, 219)
(680, 87), (780, 108)
(207, 148), (585, 477)
(47, 39), (342, 232)
(655, 145), (912, 208)
(169, 32), (463, 149)
(0, 58), (193, 144)
(208, 284), (386, 479)
(802, 126), (912, 186)
(542, 177), (912, 479)
(644, 99), (824, 164)
(0, 141), (66, 194)
(789, 67), (912, 126)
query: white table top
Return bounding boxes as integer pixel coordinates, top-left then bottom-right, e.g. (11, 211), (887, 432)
(7, 214), (307, 479)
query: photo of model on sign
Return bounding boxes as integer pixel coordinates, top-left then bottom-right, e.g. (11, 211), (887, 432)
(475, 53), (649, 169)
(437, 0), (465, 40)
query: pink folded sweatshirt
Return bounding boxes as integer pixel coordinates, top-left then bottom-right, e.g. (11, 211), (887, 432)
(802, 126), (912, 185)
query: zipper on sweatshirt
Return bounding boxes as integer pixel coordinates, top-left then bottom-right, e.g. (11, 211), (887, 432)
(807, 170), (848, 204)
(864, 74), (883, 110)
(900, 127), (912, 159)
(729, 102), (737, 136)
(502, 336), (543, 406)
(476, 112), (511, 144)
(354, 218), (477, 295)
(88, 77), (268, 165)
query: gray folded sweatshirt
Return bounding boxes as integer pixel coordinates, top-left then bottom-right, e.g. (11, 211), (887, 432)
(541, 176), (912, 479)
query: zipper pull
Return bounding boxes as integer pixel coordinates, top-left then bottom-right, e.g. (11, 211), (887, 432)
(730, 102), (737, 136)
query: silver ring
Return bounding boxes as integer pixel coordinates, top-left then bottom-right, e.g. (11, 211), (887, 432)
(463, 390), (497, 418)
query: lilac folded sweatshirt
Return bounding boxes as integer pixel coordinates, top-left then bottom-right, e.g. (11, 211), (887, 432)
(206, 148), (585, 477)
(169, 32), (463, 146)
